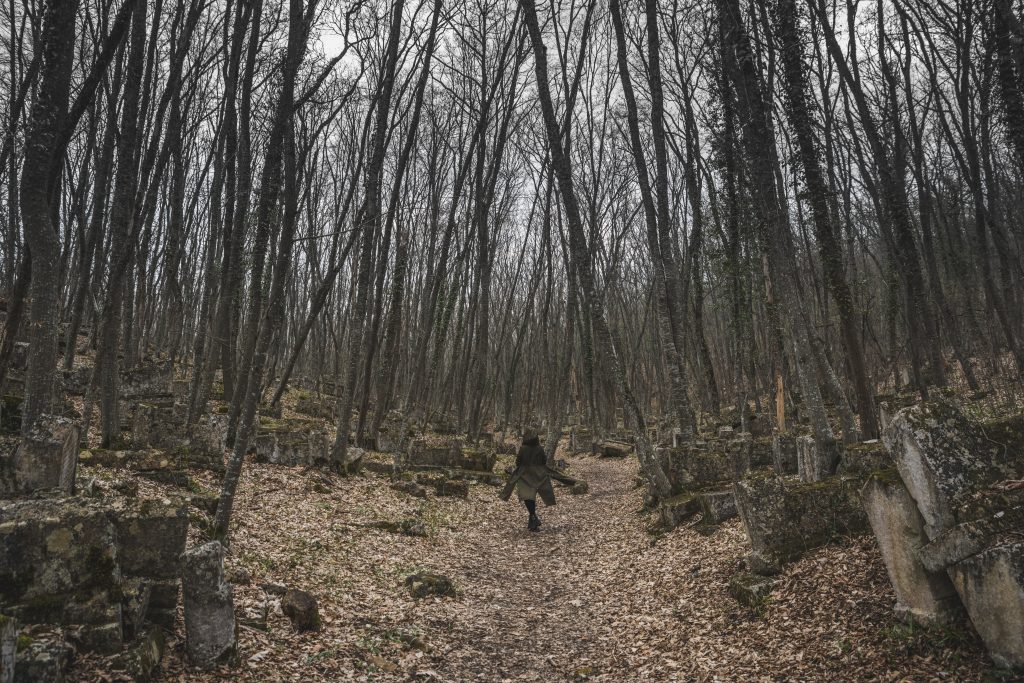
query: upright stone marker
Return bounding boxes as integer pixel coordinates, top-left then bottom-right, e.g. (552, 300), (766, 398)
(182, 542), (236, 669)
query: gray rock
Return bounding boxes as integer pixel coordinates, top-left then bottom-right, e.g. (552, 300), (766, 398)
(861, 472), (960, 625)
(181, 542), (236, 669)
(281, 589), (321, 632)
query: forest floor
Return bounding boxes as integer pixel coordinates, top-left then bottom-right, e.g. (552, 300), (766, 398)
(71, 448), (1003, 682)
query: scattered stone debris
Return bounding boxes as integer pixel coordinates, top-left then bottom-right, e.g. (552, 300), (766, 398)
(405, 572), (456, 600)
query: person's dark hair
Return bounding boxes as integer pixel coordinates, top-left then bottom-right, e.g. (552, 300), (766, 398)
(522, 429), (540, 446)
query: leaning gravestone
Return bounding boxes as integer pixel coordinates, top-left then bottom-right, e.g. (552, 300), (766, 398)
(876, 400), (1024, 670)
(182, 541), (237, 669)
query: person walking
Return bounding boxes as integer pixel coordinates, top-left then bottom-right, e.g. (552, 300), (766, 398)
(500, 429), (576, 531)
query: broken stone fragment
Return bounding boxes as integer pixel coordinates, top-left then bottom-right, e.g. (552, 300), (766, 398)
(861, 471), (960, 625)
(658, 493), (701, 529)
(947, 541), (1024, 671)
(111, 627), (165, 683)
(181, 541), (236, 669)
(917, 505), (1024, 574)
(119, 578), (153, 642)
(368, 519), (428, 537)
(728, 572), (776, 608)
(281, 589), (322, 632)
(12, 629), (71, 683)
(405, 572), (456, 600)
(12, 415), (79, 495)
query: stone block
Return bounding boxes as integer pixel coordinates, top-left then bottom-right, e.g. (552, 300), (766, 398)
(599, 440), (632, 458)
(109, 496), (189, 580)
(725, 435), (752, 480)
(0, 498), (120, 622)
(837, 439), (890, 476)
(658, 493), (701, 528)
(861, 471), (960, 625)
(734, 472), (868, 573)
(12, 416), (79, 495)
(404, 440), (494, 472)
(181, 541), (236, 669)
(12, 630), (71, 683)
(771, 434), (798, 475)
(188, 414), (228, 472)
(121, 361), (174, 400)
(699, 490), (737, 524)
(728, 572), (776, 608)
(119, 578), (152, 642)
(948, 542), (1024, 671)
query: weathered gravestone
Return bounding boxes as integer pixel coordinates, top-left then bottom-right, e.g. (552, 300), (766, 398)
(733, 472), (868, 574)
(11, 416), (79, 495)
(181, 541), (237, 669)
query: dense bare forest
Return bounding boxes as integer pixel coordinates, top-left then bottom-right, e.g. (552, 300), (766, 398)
(1, 0), (1023, 679)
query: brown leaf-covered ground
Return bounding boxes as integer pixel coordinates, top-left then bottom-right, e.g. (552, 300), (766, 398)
(72, 451), (1005, 682)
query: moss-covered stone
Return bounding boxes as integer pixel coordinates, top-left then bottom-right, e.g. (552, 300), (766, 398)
(734, 472), (868, 572)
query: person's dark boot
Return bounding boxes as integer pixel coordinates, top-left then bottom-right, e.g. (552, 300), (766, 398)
(528, 514), (540, 531)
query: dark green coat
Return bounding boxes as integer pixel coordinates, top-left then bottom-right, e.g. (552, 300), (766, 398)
(499, 440), (576, 506)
